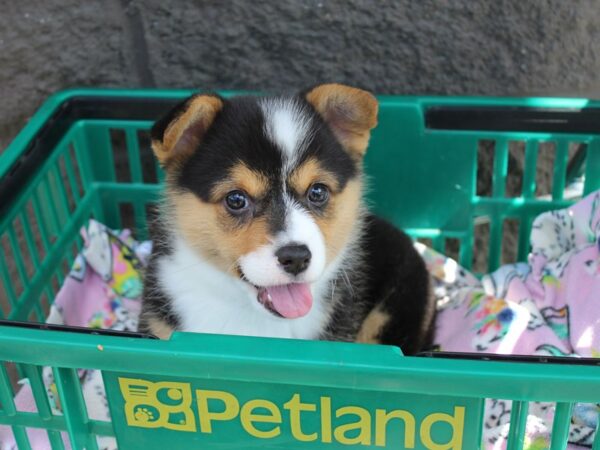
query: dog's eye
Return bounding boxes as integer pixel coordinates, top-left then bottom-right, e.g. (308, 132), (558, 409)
(307, 183), (329, 206)
(225, 190), (250, 212)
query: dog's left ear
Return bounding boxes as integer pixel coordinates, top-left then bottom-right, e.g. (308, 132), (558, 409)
(305, 83), (378, 158)
(151, 94), (223, 168)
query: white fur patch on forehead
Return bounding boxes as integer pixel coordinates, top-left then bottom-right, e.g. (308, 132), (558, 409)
(280, 198), (326, 279)
(238, 197), (326, 288)
(260, 98), (313, 171)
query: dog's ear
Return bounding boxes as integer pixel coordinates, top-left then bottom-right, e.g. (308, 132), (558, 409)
(305, 83), (378, 158)
(151, 94), (223, 168)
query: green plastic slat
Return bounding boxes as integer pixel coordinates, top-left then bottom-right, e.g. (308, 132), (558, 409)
(474, 197), (572, 218)
(0, 364), (31, 450)
(72, 128), (106, 223)
(593, 418), (600, 450)
(19, 212), (40, 270)
(487, 139), (509, 270)
(0, 250), (17, 308)
(550, 402), (573, 450)
(87, 127), (121, 228)
(44, 286), (54, 304)
(83, 126), (116, 182)
(34, 303), (45, 322)
(552, 140), (569, 200)
(0, 363), (16, 416)
(507, 400), (529, 450)
(9, 191), (97, 320)
(7, 229), (28, 288)
(21, 364), (66, 449)
(65, 253), (76, 273)
(522, 140), (539, 198)
(492, 139), (509, 197)
(458, 236), (472, 269)
(53, 367), (97, 450)
(0, 411), (64, 428)
(53, 270), (64, 291)
(12, 427), (32, 450)
(47, 431), (66, 450)
(488, 215), (503, 272)
(39, 180), (61, 240)
(125, 129), (143, 183)
(133, 203), (147, 239)
(584, 139), (600, 195)
(63, 151), (82, 204)
(432, 235), (444, 253)
(51, 164), (72, 223)
(89, 419), (115, 437)
(517, 215), (532, 262)
(72, 131), (94, 192)
(31, 194), (51, 252)
(22, 364), (52, 420)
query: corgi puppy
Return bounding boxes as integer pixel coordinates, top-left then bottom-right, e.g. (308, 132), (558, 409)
(139, 84), (435, 355)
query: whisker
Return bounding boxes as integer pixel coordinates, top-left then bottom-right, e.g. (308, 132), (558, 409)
(341, 268), (354, 296)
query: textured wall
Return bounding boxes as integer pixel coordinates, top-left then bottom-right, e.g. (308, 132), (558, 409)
(2, 0), (600, 151)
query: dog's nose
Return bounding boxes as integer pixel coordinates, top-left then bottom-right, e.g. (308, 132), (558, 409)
(276, 244), (312, 275)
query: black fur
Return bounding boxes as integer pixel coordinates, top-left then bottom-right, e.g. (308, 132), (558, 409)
(140, 215), (181, 330)
(172, 96), (356, 201)
(361, 216), (435, 353)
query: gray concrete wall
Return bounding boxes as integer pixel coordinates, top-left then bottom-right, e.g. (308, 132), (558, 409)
(2, 0), (600, 151)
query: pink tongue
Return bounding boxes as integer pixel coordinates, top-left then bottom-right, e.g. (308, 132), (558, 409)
(261, 283), (313, 318)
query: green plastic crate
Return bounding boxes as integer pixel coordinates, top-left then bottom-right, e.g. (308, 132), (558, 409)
(0, 89), (600, 450)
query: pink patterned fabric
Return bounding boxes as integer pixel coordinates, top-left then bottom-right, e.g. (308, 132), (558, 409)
(422, 190), (600, 448)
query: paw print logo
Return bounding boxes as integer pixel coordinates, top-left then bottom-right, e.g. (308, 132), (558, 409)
(134, 407), (155, 423)
(119, 378), (196, 432)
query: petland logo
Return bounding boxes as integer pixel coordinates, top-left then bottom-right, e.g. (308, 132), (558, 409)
(118, 377), (465, 449)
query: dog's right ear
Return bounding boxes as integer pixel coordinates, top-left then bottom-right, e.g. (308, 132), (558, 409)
(151, 94), (223, 168)
(305, 84), (378, 159)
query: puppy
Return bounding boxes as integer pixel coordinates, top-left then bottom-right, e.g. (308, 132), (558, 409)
(139, 84), (435, 355)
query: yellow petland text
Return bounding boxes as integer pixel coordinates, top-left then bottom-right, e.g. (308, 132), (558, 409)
(119, 378), (465, 450)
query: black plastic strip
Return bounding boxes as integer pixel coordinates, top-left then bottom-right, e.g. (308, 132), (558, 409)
(0, 96), (184, 217)
(425, 106), (600, 134)
(0, 319), (158, 339)
(417, 350), (600, 366)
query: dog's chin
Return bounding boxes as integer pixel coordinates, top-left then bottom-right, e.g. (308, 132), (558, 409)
(240, 276), (314, 320)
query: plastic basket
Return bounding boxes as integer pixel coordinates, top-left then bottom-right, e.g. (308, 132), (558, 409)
(0, 89), (599, 449)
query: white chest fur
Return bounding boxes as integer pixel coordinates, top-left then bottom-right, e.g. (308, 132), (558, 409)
(157, 237), (333, 339)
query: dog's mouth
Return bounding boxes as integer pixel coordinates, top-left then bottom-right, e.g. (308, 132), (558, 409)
(256, 284), (313, 319)
(238, 270), (313, 319)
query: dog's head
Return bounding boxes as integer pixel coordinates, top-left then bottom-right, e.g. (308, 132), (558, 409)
(152, 84), (378, 319)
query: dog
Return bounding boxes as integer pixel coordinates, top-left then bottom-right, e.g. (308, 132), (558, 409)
(139, 83), (435, 355)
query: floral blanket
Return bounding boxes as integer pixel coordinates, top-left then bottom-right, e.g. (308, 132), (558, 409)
(423, 190), (600, 448)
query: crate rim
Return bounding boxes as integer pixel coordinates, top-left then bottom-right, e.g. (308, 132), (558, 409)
(1, 323), (600, 403)
(3, 87), (599, 177)
(3, 88), (600, 215)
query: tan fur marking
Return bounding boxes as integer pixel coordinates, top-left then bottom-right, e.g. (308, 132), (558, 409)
(314, 178), (363, 263)
(305, 84), (378, 157)
(170, 191), (271, 273)
(210, 164), (269, 201)
(146, 317), (174, 340)
(356, 307), (390, 344)
(288, 158), (340, 195)
(153, 95), (223, 167)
